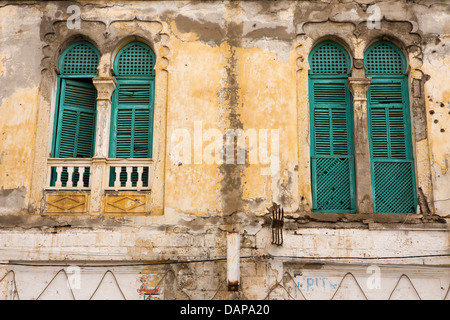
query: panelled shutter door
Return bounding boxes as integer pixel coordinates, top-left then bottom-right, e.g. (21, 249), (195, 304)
(368, 79), (416, 214)
(53, 79), (97, 187)
(309, 40), (355, 213)
(311, 79), (355, 212)
(365, 41), (416, 214)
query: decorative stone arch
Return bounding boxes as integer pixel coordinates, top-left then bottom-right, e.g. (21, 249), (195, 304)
(360, 35), (434, 215)
(307, 39), (357, 213)
(295, 26), (357, 213)
(30, 17), (171, 216)
(107, 28), (170, 216)
(295, 18), (433, 216)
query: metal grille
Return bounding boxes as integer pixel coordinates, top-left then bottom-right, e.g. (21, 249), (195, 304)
(310, 42), (349, 75)
(116, 43), (155, 77)
(373, 161), (416, 214)
(365, 42), (404, 75)
(60, 42), (99, 75)
(312, 157), (353, 211)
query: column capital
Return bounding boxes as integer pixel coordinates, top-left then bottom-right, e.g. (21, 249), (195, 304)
(347, 77), (371, 101)
(93, 77), (117, 102)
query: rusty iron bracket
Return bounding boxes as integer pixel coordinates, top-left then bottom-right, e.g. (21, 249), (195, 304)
(269, 202), (284, 246)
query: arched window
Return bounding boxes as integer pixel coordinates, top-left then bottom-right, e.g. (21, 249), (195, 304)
(51, 41), (99, 187)
(109, 41), (155, 187)
(365, 40), (416, 214)
(110, 41), (155, 158)
(308, 41), (356, 212)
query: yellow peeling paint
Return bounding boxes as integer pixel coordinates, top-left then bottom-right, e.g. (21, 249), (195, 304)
(164, 38), (225, 215)
(238, 46), (299, 212)
(0, 87), (39, 191)
(169, 21), (202, 43)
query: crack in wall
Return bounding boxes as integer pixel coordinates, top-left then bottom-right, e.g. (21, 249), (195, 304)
(218, 2), (247, 218)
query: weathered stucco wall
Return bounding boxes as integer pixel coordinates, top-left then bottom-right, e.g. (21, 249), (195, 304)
(0, 0), (449, 300)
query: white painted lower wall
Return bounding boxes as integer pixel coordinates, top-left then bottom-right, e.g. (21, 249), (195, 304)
(1, 226), (449, 300)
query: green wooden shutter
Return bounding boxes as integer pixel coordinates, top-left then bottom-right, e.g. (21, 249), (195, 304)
(109, 80), (153, 187)
(365, 41), (416, 214)
(55, 79), (96, 158)
(367, 79), (416, 214)
(309, 41), (355, 213)
(52, 79), (96, 187)
(109, 42), (155, 188)
(111, 80), (153, 158)
(51, 41), (100, 188)
(310, 79), (356, 212)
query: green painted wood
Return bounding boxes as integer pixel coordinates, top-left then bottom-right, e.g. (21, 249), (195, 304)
(114, 42), (156, 77)
(365, 41), (406, 76)
(110, 79), (154, 159)
(51, 79), (96, 187)
(365, 41), (416, 214)
(309, 41), (356, 212)
(109, 42), (156, 187)
(58, 41), (100, 76)
(51, 41), (100, 187)
(309, 40), (351, 76)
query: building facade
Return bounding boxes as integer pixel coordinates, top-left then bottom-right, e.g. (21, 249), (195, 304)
(0, 0), (449, 300)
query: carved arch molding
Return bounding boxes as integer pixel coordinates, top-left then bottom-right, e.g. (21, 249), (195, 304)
(40, 18), (171, 77)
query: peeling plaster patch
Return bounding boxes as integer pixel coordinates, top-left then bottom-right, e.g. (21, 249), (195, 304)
(0, 6), (42, 106)
(172, 14), (226, 47)
(332, 8), (360, 21)
(244, 26), (293, 41)
(218, 3), (247, 217)
(0, 187), (27, 212)
(415, 8), (450, 34)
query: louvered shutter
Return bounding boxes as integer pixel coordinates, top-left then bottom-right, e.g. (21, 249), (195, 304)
(309, 41), (355, 212)
(109, 80), (153, 187)
(109, 42), (155, 187)
(111, 80), (153, 158)
(368, 79), (416, 213)
(52, 79), (96, 187)
(310, 79), (356, 212)
(365, 41), (416, 214)
(55, 79), (96, 158)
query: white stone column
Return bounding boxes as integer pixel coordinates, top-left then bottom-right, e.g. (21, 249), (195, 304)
(90, 77), (116, 214)
(348, 77), (373, 213)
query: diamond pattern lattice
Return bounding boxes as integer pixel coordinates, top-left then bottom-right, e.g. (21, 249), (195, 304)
(373, 161), (416, 214)
(313, 157), (353, 211)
